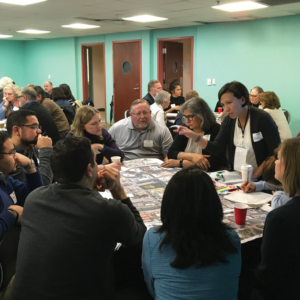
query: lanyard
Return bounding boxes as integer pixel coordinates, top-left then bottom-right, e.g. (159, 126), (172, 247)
(238, 107), (250, 138)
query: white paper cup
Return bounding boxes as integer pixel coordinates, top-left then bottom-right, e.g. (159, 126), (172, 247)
(111, 156), (121, 163)
(241, 164), (253, 182)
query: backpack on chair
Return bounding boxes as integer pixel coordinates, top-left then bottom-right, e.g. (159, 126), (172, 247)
(62, 104), (76, 125)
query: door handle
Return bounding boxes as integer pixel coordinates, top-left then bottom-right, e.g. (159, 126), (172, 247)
(133, 87), (139, 90)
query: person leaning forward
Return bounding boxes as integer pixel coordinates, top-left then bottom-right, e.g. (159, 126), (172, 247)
(10, 136), (146, 300)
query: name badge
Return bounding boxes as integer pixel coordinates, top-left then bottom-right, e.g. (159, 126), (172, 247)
(144, 140), (153, 147)
(10, 192), (17, 204)
(252, 132), (263, 142)
(13, 106), (19, 111)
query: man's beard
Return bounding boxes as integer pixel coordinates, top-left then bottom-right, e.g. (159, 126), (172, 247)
(136, 120), (149, 130)
(20, 136), (38, 147)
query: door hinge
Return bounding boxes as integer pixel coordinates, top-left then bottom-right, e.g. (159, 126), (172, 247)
(163, 83), (167, 89)
(162, 48), (167, 54)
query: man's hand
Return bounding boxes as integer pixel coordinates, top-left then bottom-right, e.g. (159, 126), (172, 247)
(240, 180), (256, 193)
(36, 134), (52, 149)
(190, 154), (211, 170)
(15, 153), (31, 168)
(97, 162), (122, 172)
(7, 205), (23, 224)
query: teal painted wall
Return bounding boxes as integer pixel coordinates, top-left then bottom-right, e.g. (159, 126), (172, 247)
(23, 37), (77, 96)
(1, 14), (300, 135)
(0, 40), (25, 87)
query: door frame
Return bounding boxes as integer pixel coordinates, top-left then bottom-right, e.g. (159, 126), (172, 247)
(81, 42), (106, 122)
(112, 39), (142, 120)
(157, 36), (194, 91)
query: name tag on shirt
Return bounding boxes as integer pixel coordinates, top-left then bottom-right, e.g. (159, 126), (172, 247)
(144, 140), (153, 148)
(13, 107), (19, 111)
(10, 192), (17, 204)
(252, 132), (263, 142)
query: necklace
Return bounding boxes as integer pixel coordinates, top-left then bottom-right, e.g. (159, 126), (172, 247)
(238, 107), (250, 138)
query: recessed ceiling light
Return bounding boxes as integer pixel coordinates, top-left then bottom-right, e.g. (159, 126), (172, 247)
(122, 15), (168, 22)
(0, 34), (13, 38)
(17, 29), (50, 34)
(0, 0), (46, 5)
(212, 1), (268, 12)
(62, 23), (100, 29)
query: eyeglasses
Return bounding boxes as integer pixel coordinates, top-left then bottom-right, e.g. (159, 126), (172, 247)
(182, 114), (196, 122)
(131, 111), (150, 117)
(0, 149), (17, 156)
(19, 124), (42, 131)
(17, 95), (24, 99)
(250, 94), (258, 98)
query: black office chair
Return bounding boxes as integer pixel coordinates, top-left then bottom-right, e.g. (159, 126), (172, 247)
(282, 109), (291, 124)
(0, 226), (21, 293)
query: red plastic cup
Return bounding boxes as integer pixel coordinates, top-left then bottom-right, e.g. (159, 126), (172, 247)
(218, 107), (222, 114)
(234, 203), (248, 225)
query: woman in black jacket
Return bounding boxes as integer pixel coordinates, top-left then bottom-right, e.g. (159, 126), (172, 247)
(173, 81), (281, 179)
(161, 97), (227, 171)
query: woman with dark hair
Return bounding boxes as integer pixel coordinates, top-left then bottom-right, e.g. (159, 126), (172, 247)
(59, 83), (76, 103)
(161, 97), (226, 171)
(164, 79), (185, 113)
(142, 166), (241, 300)
(52, 87), (71, 108)
(173, 81), (281, 179)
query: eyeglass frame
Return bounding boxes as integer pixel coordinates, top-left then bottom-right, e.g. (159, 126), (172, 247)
(182, 114), (196, 122)
(16, 95), (24, 99)
(0, 149), (17, 156)
(19, 124), (42, 131)
(249, 94), (258, 98)
(130, 111), (150, 117)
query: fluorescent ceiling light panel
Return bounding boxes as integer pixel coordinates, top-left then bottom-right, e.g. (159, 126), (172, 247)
(0, 0), (46, 5)
(0, 34), (13, 38)
(62, 23), (100, 29)
(212, 1), (268, 12)
(17, 29), (50, 34)
(123, 15), (168, 22)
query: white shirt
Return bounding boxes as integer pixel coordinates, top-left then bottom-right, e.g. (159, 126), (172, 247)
(150, 102), (166, 125)
(264, 108), (292, 142)
(233, 115), (258, 170)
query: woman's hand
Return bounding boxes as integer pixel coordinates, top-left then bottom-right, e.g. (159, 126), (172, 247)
(189, 154), (211, 170)
(240, 180), (256, 193)
(173, 126), (198, 140)
(91, 143), (104, 153)
(160, 159), (180, 168)
(171, 105), (180, 111)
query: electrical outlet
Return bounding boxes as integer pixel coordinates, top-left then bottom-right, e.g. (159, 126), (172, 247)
(207, 79), (212, 86)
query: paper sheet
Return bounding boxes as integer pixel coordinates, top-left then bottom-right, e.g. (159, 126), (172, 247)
(224, 191), (272, 206)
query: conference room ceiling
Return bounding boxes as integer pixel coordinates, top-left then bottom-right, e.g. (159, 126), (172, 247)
(1, 0), (300, 40)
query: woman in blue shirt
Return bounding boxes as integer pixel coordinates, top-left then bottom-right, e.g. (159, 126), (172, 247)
(142, 166), (241, 300)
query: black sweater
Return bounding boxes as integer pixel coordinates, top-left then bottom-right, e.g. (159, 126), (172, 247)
(165, 95), (185, 112)
(205, 107), (281, 170)
(168, 122), (227, 171)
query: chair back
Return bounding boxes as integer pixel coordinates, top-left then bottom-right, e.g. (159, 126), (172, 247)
(124, 110), (130, 118)
(0, 226), (21, 292)
(282, 109), (291, 124)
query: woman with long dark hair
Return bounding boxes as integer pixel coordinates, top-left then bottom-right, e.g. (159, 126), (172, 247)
(142, 166), (241, 300)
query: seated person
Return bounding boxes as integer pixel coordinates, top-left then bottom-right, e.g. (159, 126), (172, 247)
(34, 85), (70, 138)
(67, 106), (124, 166)
(0, 84), (20, 118)
(109, 99), (173, 161)
(173, 81), (281, 179)
(0, 131), (43, 240)
(249, 86), (264, 108)
(143, 79), (162, 105)
(175, 90), (199, 126)
(18, 87), (60, 145)
(52, 87), (71, 108)
(150, 90), (170, 126)
(10, 137), (146, 300)
(44, 81), (53, 99)
(254, 137), (300, 300)
(241, 148), (290, 209)
(7, 110), (53, 185)
(142, 166), (241, 300)
(164, 79), (184, 113)
(258, 91), (292, 142)
(59, 83), (76, 104)
(162, 97), (226, 171)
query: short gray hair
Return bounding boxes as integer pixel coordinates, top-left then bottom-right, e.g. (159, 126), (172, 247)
(180, 97), (216, 131)
(148, 79), (160, 92)
(155, 90), (170, 105)
(21, 87), (37, 100)
(250, 86), (264, 94)
(129, 99), (150, 112)
(4, 84), (20, 95)
(0, 77), (13, 90)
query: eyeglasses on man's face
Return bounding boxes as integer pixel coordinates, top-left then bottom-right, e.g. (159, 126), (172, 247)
(17, 95), (24, 99)
(19, 124), (42, 131)
(131, 111), (150, 117)
(0, 149), (17, 156)
(182, 114), (196, 122)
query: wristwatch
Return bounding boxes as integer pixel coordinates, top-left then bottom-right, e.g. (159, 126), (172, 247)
(179, 159), (183, 168)
(24, 159), (35, 170)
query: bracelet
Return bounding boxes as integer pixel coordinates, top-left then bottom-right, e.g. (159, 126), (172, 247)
(195, 135), (201, 143)
(3, 104), (9, 109)
(179, 159), (183, 168)
(7, 208), (19, 225)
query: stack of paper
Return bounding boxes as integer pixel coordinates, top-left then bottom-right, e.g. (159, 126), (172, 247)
(224, 191), (272, 206)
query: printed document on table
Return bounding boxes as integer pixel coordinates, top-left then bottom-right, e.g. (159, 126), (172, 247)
(224, 191), (272, 205)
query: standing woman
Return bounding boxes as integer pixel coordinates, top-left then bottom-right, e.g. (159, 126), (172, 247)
(142, 166), (241, 300)
(0, 84), (20, 119)
(67, 106), (124, 164)
(165, 79), (184, 113)
(174, 81), (281, 179)
(254, 137), (300, 299)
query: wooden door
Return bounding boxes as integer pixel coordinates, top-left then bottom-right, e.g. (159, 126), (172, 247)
(113, 41), (141, 122)
(163, 41), (183, 92)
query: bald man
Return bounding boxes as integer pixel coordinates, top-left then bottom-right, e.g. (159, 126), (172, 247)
(44, 81), (53, 100)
